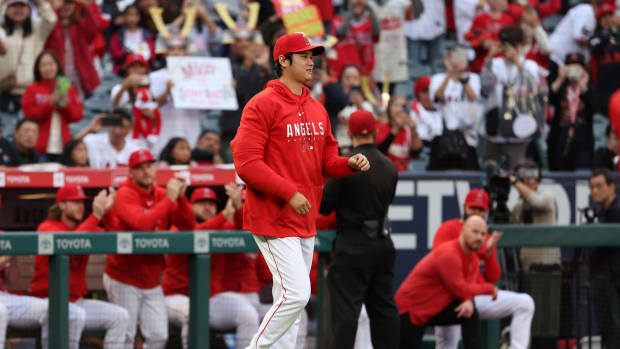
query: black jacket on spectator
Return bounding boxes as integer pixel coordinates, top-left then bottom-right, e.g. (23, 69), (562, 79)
(0, 138), (20, 166)
(591, 197), (620, 270)
(547, 81), (595, 171)
(592, 147), (617, 171)
(219, 63), (273, 138)
(11, 140), (40, 165)
(589, 28), (620, 115)
(323, 82), (349, 134)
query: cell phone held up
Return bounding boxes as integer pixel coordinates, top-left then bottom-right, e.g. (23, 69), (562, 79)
(55, 76), (71, 107)
(101, 115), (123, 127)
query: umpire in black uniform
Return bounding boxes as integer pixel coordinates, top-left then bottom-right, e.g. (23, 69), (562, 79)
(319, 110), (400, 349)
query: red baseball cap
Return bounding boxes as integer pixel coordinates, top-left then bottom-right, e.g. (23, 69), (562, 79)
(56, 185), (89, 203)
(598, 4), (614, 19)
(464, 189), (489, 211)
(125, 53), (147, 68)
(414, 76), (431, 97)
(128, 149), (155, 169)
(191, 187), (218, 203)
(348, 110), (377, 136)
(273, 33), (325, 62)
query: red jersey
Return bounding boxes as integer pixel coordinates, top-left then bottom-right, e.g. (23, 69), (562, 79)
(21, 80), (83, 154)
(30, 214), (101, 302)
(231, 79), (353, 239)
(105, 178), (195, 289)
(330, 14), (379, 76)
(394, 240), (495, 325)
(432, 218), (501, 284)
(466, 12), (515, 72)
(375, 123), (412, 172)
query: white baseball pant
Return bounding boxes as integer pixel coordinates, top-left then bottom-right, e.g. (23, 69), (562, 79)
(247, 235), (314, 349)
(434, 290), (535, 349)
(103, 273), (168, 349)
(0, 291), (85, 349)
(166, 291), (308, 349)
(74, 298), (130, 349)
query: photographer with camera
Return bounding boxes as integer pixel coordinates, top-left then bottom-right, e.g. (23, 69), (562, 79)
(588, 168), (620, 348)
(74, 108), (140, 168)
(509, 160), (559, 270)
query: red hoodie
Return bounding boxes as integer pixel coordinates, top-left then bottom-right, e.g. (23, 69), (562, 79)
(30, 214), (101, 302)
(21, 80), (83, 154)
(231, 79), (354, 238)
(394, 240), (495, 326)
(105, 178), (195, 289)
(432, 218), (501, 284)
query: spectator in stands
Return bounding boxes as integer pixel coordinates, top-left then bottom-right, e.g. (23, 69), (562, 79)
(404, 0), (446, 79)
(149, 34), (203, 157)
(168, 1), (221, 57)
(109, 4), (155, 75)
(335, 86), (374, 155)
(111, 53), (150, 111)
(593, 125), (618, 170)
(507, 0), (561, 20)
(75, 109), (141, 168)
(331, 0), (380, 77)
(454, 0), (484, 45)
(589, 167), (620, 349)
(45, 0), (101, 100)
(0, 0), (57, 114)
(192, 129), (223, 165)
(482, 26), (547, 170)
(0, 118), (20, 166)
(31, 185), (130, 349)
(220, 37), (273, 161)
(433, 189), (535, 349)
(589, 4), (620, 115)
(59, 138), (89, 167)
(396, 215), (498, 349)
(428, 45), (482, 171)
(104, 149), (194, 349)
(21, 50), (83, 163)
(11, 117), (40, 165)
(375, 95), (422, 172)
(547, 52), (594, 171)
(324, 64), (361, 135)
(509, 161), (559, 269)
(370, 0), (410, 92)
(159, 137), (192, 166)
(549, 0), (600, 79)
(465, 0), (514, 72)
(409, 76), (441, 148)
(520, 5), (551, 70)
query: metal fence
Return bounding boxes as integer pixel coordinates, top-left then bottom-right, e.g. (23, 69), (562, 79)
(0, 230), (335, 349)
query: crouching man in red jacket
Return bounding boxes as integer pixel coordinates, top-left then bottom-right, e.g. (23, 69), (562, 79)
(30, 185), (130, 349)
(231, 32), (370, 349)
(395, 216), (499, 349)
(103, 149), (195, 349)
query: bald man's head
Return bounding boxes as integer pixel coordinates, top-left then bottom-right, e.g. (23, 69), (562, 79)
(460, 215), (488, 252)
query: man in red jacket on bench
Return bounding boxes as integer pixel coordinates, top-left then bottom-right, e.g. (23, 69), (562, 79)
(395, 216), (498, 349)
(231, 32), (370, 349)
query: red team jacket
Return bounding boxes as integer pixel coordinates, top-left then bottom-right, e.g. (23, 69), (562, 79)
(21, 80), (83, 154)
(432, 218), (501, 284)
(105, 178), (195, 289)
(231, 80), (353, 238)
(394, 240), (496, 326)
(30, 214), (101, 302)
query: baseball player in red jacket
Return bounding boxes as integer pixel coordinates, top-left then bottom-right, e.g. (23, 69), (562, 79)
(432, 189), (534, 349)
(31, 185), (130, 349)
(103, 149), (195, 349)
(395, 216), (498, 349)
(231, 32), (370, 349)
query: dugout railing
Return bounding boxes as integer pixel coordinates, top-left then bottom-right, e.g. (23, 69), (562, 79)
(0, 230), (335, 349)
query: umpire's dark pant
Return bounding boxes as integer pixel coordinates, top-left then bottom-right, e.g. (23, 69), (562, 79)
(591, 268), (620, 348)
(399, 301), (482, 349)
(328, 234), (400, 349)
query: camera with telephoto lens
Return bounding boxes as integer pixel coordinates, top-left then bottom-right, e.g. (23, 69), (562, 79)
(484, 159), (512, 224)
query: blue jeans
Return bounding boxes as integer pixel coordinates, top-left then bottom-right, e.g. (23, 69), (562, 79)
(407, 36), (444, 80)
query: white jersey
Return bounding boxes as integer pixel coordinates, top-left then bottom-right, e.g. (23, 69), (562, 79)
(549, 3), (596, 65)
(453, 0), (481, 44)
(429, 72), (482, 147)
(370, 0), (409, 83)
(404, 0), (446, 41)
(409, 100), (442, 142)
(149, 68), (203, 157)
(83, 133), (141, 168)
